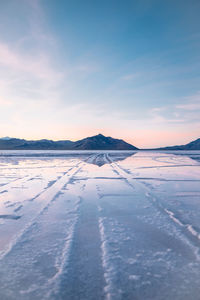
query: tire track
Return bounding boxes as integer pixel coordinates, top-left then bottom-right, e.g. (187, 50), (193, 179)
(48, 153), (110, 300)
(0, 175), (29, 193)
(107, 153), (200, 261)
(0, 161), (84, 261)
(0, 181), (84, 300)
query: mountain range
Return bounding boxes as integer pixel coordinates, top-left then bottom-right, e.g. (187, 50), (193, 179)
(0, 134), (137, 150)
(157, 138), (200, 150)
(0, 134), (200, 150)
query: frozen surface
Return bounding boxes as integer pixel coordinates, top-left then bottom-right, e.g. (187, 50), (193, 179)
(0, 150), (200, 299)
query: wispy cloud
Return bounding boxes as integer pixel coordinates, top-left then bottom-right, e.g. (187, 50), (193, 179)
(0, 43), (62, 84)
(0, 0), (65, 116)
(176, 92), (200, 110)
(121, 73), (142, 81)
(147, 91), (200, 128)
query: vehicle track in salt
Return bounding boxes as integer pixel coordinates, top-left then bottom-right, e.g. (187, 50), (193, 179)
(0, 160), (84, 261)
(106, 154), (200, 259)
(1, 152), (200, 300)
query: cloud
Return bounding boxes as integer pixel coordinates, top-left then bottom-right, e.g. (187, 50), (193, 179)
(121, 73), (141, 81)
(0, 0), (65, 113)
(0, 42), (62, 82)
(150, 107), (167, 114)
(176, 92), (200, 110)
(177, 103), (200, 110)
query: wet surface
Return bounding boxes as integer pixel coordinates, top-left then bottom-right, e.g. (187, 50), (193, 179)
(0, 150), (200, 299)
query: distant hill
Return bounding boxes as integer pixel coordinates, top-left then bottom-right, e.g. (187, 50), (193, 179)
(0, 134), (138, 150)
(0, 138), (73, 150)
(157, 138), (200, 150)
(0, 136), (12, 140)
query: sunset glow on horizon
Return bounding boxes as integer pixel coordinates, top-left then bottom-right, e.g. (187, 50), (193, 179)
(0, 0), (200, 148)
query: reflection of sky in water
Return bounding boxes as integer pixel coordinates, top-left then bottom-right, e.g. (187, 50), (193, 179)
(0, 151), (200, 299)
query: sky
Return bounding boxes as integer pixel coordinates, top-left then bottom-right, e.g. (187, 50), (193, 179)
(0, 0), (200, 148)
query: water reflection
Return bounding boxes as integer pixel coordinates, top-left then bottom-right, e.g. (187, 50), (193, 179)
(0, 150), (200, 300)
(154, 150), (200, 165)
(84, 152), (137, 167)
(0, 150), (200, 168)
(0, 151), (138, 167)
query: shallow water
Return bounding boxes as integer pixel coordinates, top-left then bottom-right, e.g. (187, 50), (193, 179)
(0, 150), (200, 299)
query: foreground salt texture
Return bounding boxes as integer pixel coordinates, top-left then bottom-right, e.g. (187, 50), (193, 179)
(0, 150), (200, 300)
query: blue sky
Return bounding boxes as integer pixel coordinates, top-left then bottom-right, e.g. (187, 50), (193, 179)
(0, 0), (200, 147)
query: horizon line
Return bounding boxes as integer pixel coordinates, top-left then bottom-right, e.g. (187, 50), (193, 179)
(0, 133), (199, 149)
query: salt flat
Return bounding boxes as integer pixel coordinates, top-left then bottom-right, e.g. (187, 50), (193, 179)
(0, 150), (200, 300)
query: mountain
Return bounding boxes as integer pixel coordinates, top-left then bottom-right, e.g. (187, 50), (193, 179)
(0, 134), (138, 150)
(0, 136), (12, 140)
(157, 138), (200, 150)
(73, 134), (137, 150)
(0, 138), (74, 150)
(0, 138), (26, 149)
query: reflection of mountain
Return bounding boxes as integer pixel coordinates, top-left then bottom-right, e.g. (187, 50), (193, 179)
(0, 134), (138, 150)
(84, 152), (136, 167)
(0, 152), (137, 167)
(189, 156), (200, 164)
(177, 153), (200, 164)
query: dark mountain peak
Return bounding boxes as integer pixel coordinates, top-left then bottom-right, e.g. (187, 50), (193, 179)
(86, 133), (107, 140)
(73, 134), (138, 150)
(96, 133), (104, 137)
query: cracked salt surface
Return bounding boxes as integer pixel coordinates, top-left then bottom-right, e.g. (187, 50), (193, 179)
(0, 150), (200, 299)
